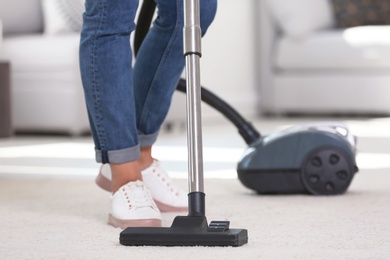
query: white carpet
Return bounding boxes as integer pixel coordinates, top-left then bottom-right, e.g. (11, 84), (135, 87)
(2, 117), (390, 259)
(1, 170), (389, 260)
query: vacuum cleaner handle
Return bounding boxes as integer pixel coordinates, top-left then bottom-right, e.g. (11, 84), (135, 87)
(183, 0), (205, 198)
(134, 0), (261, 146)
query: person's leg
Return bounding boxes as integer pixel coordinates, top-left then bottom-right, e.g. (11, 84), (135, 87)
(79, 0), (160, 228)
(95, 0), (218, 211)
(133, 0), (218, 209)
(134, 0), (218, 149)
(80, 0), (139, 175)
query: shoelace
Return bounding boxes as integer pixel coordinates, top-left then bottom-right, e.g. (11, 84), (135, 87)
(152, 162), (182, 197)
(122, 181), (155, 209)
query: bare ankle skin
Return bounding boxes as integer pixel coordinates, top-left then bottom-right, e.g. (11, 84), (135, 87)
(109, 146), (154, 193)
(110, 161), (142, 193)
(138, 146), (154, 170)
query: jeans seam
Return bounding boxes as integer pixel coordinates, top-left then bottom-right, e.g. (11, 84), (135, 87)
(138, 0), (183, 131)
(91, 1), (108, 157)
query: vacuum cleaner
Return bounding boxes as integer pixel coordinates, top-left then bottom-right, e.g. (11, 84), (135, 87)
(133, 0), (359, 197)
(237, 122), (358, 195)
(120, 0), (248, 247)
(121, 0), (359, 247)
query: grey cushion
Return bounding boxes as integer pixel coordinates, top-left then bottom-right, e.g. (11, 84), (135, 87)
(0, 0), (43, 35)
(331, 0), (390, 28)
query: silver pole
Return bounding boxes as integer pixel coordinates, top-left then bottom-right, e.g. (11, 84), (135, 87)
(183, 0), (204, 193)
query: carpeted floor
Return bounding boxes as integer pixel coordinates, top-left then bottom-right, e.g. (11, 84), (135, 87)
(1, 170), (389, 259)
(1, 117), (390, 259)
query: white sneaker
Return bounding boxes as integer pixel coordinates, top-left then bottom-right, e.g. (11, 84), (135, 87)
(97, 160), (188, 212)
(108, 180), (161, 228)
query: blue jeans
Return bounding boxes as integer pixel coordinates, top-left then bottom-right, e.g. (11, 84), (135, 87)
(80, 0), (217, 164)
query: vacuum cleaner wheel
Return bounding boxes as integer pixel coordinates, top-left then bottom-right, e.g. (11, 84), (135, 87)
(301, 146), (354, 195)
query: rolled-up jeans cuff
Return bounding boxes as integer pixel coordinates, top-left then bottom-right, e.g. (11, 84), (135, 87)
(139, 131), (159, 147)
(95, 145), (140, 164)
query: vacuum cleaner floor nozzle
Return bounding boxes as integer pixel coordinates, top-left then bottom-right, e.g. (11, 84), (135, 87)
(120, 216), (248, 247)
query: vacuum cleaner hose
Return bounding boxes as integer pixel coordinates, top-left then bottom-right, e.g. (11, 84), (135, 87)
(134, 0), (157, 57)
(134, 0), (261, 145)
(176, 79), (260, 145)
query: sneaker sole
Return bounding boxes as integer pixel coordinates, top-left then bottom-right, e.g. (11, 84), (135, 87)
(96, 172), (188, 213)
(108, 214), (161, 228)
(95, 172), (111, 192)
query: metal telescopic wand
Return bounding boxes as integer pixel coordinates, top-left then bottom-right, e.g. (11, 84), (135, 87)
(183, 0), (205, 216)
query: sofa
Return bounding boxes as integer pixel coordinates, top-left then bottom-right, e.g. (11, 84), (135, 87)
(0, 0), (89, 135)
(0, 0), (191, 135)
(257, 0), (390, 115)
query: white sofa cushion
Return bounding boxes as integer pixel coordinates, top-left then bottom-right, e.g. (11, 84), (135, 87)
(0, 34), (80, 73)
(275, 25), (390, 70)
(265, 0), (334, 39)
(0, 0), (43, 35)
(41, 0), (84, 34)
(41, 0), (74, 34)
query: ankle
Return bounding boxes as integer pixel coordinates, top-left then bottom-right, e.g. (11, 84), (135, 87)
(110, 162), (142, 193)
(138, 146), (154, 170)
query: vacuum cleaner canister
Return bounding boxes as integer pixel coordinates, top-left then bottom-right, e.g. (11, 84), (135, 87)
(237, 123), (359, 195)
